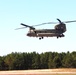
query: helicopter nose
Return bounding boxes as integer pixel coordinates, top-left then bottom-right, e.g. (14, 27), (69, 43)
(27, 33), (30, 36)
(27, 33), (31, 36)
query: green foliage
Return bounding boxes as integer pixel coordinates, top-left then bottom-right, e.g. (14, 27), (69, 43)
(0, 51), (76, 70)
(62, 52), (74, 68)
(0, 56), (5, 70)
(40, 52), (49, 69)
(32, 52), (40, 69)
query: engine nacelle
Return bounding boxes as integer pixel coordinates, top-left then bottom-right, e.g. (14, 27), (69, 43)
(55, 23), (66, 33)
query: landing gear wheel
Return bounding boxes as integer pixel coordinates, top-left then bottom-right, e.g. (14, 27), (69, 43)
(57, 36), (59, 39)
(61, 34), (65, 37)
(39, 38), (41, 40)
(42, 37), (43, 39)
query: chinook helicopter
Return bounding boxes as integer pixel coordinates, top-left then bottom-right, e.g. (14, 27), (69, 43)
(16, 18), (76, 40)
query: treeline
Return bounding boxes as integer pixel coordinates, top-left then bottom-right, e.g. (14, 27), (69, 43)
(0, 51), (76, 70)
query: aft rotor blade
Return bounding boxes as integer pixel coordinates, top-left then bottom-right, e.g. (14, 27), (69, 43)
(64, 20), (76, 23)
(33, 22), (57, 26)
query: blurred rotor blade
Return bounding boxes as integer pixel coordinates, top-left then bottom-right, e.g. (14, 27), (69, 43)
(21, 23), (35, 29)
(21, 23), (29, 27)
(15, 27), (26, 30)
(33, 22), (57, 26)
(64, 20), (76, 23)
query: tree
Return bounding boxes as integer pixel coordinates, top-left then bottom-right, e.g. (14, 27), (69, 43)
(4, 53), (15, 70)
(62, 52), (74, 68)
(0, 56), (5, 70)
(71, 51), (76, 68)
(32, 52), (40, 69)
(48, 52), (54, 68)
(53, 54), (62, 68)
(40, 52), (49, 69)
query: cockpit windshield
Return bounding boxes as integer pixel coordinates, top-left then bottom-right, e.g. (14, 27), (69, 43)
(28, 30), (34, 33)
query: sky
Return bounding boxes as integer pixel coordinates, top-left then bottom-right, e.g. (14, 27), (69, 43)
(0, 0), (76, 56)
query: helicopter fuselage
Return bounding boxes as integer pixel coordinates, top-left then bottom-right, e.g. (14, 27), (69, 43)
(26, 23), (66, 39)
(27, 28), (65, 39)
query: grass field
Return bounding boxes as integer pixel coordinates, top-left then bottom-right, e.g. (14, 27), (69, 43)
(0, 68), (76, 75)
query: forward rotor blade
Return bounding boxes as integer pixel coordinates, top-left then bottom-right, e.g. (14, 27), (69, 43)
(21, 23), (35, 29)
(15, 27), (26, 30)
(21, 23), (29, 27)
(33, 22), (57, 26)
(64, 20), (76, 23)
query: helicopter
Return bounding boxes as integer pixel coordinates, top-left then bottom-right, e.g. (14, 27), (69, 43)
(16, 18), (76, 40)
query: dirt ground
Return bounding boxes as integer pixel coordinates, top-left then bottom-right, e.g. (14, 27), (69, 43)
(49, 68), (76, 72)
(0, 68), (76, 75)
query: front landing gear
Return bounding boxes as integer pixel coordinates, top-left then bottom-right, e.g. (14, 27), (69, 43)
(39, 37), (43, 40)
